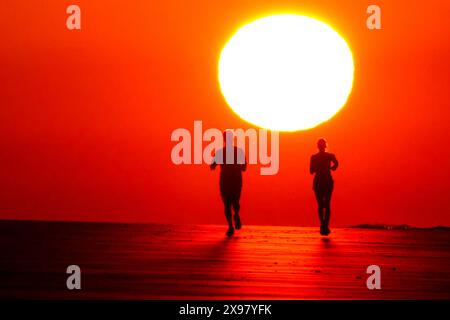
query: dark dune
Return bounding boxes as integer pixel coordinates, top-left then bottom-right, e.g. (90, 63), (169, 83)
(350, 224), (412, 230)
(0, 220), (449, 299)
(350, 224), (450, 231)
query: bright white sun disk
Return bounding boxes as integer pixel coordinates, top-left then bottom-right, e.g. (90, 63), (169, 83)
(218, 14), (354, 131)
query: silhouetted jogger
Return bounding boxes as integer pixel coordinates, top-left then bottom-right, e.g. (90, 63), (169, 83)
(210, 131), (247, 236)
(310, 138), (338, 236)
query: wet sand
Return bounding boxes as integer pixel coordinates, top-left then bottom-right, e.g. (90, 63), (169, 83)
(0, 220), (449, 299)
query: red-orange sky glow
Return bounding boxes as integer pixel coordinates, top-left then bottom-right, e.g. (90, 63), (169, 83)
(1, 0), (449, 227)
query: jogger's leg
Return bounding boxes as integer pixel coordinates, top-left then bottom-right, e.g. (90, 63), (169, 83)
(224, 201), (233, 227)
(323, 189), (332, 235)
(314, 190), (324, 226)
(232, 200), (241, 230)
(224, 200), (234, 236)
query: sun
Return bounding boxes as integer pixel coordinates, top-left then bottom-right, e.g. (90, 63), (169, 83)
(218, 14), (354, 132)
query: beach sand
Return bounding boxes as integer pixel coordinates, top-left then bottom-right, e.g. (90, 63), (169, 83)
(0, 220), (449, 299)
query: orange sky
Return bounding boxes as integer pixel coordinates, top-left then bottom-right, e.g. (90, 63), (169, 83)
(0, 0), (449, 227)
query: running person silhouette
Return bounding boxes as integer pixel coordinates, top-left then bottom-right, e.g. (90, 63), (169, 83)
(210, 131), (247, 236)
(310, 138), (339, 236)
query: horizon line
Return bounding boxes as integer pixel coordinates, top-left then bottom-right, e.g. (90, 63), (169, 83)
(0, 218), (448, 231)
